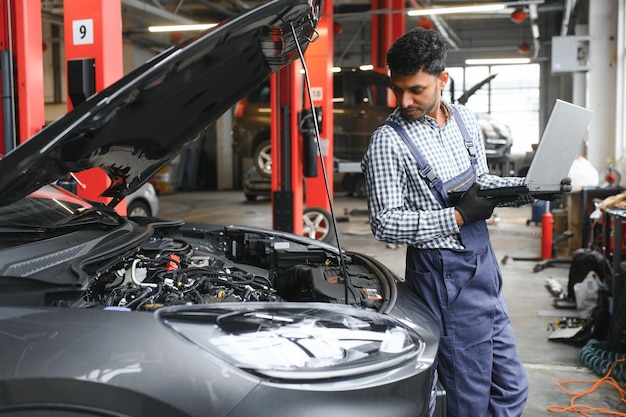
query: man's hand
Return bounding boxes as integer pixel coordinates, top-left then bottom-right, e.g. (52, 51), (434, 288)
(455, 183), (505, 225)
(536, 177), (572, 201)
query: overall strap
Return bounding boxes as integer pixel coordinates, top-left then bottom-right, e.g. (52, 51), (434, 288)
(451, 107), (477, 167)
(383, 120), (448, 208)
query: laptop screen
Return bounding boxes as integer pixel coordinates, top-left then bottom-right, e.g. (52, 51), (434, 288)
(524, 99), (594, 192)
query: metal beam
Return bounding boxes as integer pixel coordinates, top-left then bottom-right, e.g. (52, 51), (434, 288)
(122, 0), (197, 24)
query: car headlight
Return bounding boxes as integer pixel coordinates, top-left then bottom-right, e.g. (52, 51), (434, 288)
(158, 303), (425, 380)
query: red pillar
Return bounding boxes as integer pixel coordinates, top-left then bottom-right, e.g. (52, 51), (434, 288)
(13, 0), (45, 144)
(63, 0), (124, 208)
(371, 0), (405, 72)
(271, 62), (304, 236)
(0, 0), (45, 152)
(304, 0), (333, 212)
(0, 0), (14, 154)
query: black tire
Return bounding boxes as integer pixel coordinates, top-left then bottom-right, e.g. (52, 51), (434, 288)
(253, 139), (272, 178)
(353, 176), (367, 198)
(244, 193), (258, 202)
(127, 200), (151, 217)
(303, 207), (336, 243)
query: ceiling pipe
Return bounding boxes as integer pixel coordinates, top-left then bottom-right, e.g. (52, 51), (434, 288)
(560, 0), (578, 36)
(528, 3), (541, 60)
(121, 0), (197, 24)
(407, 0), (460, 50)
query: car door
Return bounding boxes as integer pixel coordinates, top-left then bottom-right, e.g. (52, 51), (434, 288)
(332, 71), (394, 162)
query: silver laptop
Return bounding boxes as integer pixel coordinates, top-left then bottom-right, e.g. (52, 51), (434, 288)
(471, 99), (593, 199)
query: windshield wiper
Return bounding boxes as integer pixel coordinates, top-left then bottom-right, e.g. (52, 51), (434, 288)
(51, 207), (122, 228)
(0, 225), (48, 234)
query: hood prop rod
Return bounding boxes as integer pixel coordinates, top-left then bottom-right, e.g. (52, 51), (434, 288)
(290, 23), (351, 306)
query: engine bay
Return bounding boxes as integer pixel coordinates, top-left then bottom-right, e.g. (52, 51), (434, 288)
(77, 223), (391, 312)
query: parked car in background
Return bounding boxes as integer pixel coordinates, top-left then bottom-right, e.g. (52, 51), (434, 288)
(235, 71), (514, 197)
(126, 182), (159, 217)
(0, 1), (441, 416)
(477, 113), (514, 162)
(231, 68), (394, 177)
(243, 166), (271, 201)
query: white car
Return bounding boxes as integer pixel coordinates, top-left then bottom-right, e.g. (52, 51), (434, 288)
(126, 182), (159, 217)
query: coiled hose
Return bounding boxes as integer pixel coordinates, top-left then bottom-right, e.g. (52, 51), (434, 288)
(579, 339), (626, 380)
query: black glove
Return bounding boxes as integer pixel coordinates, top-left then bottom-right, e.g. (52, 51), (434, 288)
(456, 183), (508, 224)
(536, 177), (572, 201)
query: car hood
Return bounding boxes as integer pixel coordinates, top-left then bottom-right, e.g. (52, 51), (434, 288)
(0, 0), (320, 207)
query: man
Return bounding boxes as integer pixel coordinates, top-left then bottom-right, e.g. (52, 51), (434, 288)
(361, 28), (566, 417)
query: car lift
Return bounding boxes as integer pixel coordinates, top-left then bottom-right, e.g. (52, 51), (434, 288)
(0, 0), (45, 154)
(62, 0), (126, 212)
(271, 0), (336, 241)
(271, 0), (404, 242)
(0, 0), (125, 211)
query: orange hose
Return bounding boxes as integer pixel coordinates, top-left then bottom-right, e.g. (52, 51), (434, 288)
(547, 358), (626, 416)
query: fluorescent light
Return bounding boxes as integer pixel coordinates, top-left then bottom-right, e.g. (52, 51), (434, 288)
(359, 65), (374, 71)
(331, 67), (342, 72)
(148, 24), (217, 33)
(407, 3), (506, 16)
(465, 58), (531, 65)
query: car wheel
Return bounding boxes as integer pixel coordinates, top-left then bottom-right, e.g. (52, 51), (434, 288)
(354, 176), (367, 198)
(245, 193), (258, 202)
(303, 207), (336, 243)
(253, 140), (272, 177)
(127, 200), (151, 217)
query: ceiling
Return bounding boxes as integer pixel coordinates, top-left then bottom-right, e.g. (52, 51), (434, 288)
(42, 0), (586, 68)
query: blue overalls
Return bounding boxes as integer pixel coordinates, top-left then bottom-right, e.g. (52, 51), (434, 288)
(385, 111), (528, 417)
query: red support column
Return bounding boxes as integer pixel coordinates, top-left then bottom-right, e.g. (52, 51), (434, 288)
(0, 0), (45, 152)
(12, 0), (44, 145)
(304, 0), (333, 213)
(371, 0), (405, 72)
(271, 62), (305, 236)
(63, 0), (124, 208)
(63, 0), (123, 94)
(0, 0), (12, 154)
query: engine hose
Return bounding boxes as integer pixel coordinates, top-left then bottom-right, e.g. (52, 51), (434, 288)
(579, 339), (626, 381)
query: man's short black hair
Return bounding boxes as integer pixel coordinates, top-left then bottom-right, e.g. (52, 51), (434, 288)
(386, 28), (448, 76)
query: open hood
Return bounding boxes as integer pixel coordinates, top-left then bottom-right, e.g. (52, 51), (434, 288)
(0, 0), (320, 207)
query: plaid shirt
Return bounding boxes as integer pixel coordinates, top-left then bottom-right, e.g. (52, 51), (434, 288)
(361, 102), (526, 250)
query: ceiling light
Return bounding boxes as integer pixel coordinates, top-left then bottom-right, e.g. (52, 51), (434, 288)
(148, 24), (217, 33)
(465, 58), (531, 65)
(407, 4), (506, 17)
(359, 65), (374, 71)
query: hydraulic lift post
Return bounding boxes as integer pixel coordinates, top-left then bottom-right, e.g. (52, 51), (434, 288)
(271, 0), (334, 240)
(271, 63), (304, 236)
(0, 0), (45, 153)
(63, 0), (124, 209)
(371, 0), (404, 107)
(303, 0), (333, 212)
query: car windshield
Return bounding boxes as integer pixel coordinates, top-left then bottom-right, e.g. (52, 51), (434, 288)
(0, 185), (91, 228)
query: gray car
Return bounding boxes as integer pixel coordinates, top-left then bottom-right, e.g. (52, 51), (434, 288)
(126, 182), (159, 217)
(0, 1), (441, 416)
(232, 69), (394, 177)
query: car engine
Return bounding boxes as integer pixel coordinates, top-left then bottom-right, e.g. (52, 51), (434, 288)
(80, 225), (390, 312)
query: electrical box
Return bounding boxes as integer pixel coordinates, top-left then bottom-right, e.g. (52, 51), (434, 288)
(551, 36), (591, 73)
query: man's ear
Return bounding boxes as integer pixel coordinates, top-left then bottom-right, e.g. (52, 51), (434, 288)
(438, 71), (449, 90)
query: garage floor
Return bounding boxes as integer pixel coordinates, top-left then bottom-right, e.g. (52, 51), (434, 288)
(157, 190), (626, 417)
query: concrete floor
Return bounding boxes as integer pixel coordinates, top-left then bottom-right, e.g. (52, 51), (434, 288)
(157, 190), (625, 417)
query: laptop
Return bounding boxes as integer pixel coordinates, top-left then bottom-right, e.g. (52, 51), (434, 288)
(451, 99), (593, 200)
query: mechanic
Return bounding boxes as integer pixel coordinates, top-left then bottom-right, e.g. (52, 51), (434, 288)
(361, 27), (569, 417)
